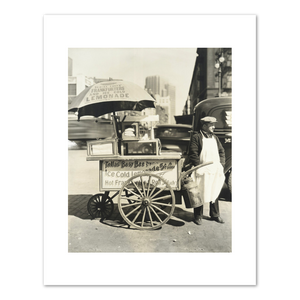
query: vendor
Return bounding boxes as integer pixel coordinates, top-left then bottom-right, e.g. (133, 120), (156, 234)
(188, 116), (226, 225)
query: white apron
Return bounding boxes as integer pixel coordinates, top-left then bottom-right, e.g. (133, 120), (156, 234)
(193, 132), (225, 204)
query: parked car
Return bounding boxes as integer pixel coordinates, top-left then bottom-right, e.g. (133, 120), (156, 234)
(154, 124), (192, 155)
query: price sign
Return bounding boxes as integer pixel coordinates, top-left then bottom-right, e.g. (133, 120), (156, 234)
(100, 159), (178, 190)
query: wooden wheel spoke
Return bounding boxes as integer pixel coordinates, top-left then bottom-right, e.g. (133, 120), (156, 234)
(132, 180), (143, 197)
(125, 204), (141, 218)
(147, 175), (152, 196)
(151, 186), (167, 199)
(118, 173), (175, 230)
(120, 196), (142, 202)
(124, 187), (140, 198)
(88, 194), (114, 220)
(121, 202), (142, 208)
(151, 194), (172, 202)
(132, 209), (142, 224)
(146, 207), (154, 227)
(141, 208), (146, 228)
(149, 206), (163, 223)
(149, 179), (160, 197)
(151, 204), (170, 216)
(151, 201), (173, 207)
(140, 176), (146, 196)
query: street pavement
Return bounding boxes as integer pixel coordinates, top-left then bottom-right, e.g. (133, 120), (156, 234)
(68, 146), (232, 252)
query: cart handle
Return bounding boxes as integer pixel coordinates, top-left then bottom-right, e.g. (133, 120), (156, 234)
(177, 161), (214, 184)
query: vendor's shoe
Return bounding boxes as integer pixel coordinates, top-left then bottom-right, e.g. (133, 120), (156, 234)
(211, 216), (224, 224)
(194, 217), (202, 225)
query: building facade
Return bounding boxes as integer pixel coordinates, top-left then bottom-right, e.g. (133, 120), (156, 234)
(145, 75), (168, 96)
(145, 75), (176, 124)
(68, 59), (122, 109)
(68, 57), (95, 106)
(68, 74), (95, 105)
(184, 48), (232, 114)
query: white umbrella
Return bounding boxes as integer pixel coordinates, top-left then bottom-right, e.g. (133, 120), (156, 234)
(68, 80), (156, 120)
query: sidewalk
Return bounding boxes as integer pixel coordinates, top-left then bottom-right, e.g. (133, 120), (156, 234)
(68, 194), (232, 253)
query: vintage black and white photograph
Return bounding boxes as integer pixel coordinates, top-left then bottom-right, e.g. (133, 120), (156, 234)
(68, 48), (232, 252)
(44, 15), (256, 286)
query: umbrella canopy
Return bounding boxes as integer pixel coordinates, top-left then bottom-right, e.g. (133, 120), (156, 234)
(68, 80), (156, 120)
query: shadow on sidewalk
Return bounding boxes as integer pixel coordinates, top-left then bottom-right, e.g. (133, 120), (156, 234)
(68, 194), (197, 229)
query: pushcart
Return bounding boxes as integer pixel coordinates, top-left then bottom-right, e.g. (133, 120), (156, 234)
(85, 114), (212, 230)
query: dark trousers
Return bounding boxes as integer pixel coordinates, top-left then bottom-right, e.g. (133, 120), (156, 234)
(194, 199), (220, 219)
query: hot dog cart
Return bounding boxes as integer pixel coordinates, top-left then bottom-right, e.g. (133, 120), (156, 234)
(85, 115), (210, 230)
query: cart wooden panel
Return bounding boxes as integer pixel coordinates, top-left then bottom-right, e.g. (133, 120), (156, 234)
(87, 154), (183, 192)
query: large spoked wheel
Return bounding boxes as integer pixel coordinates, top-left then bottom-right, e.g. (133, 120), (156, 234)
(87, 193), (114, 220)
(118, 173), (175, 230)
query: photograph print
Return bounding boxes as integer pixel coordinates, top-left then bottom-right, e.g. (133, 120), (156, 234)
(67, 48), (232, 253)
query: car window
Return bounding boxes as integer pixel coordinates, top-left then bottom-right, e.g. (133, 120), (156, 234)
(156, 127), (190, 138)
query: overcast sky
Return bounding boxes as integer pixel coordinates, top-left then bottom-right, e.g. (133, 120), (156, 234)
(68, 48), (197, 115)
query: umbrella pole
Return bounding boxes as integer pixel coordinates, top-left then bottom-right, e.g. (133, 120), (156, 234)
(112, 106), (118, 137)
(112, 111), (122, 155)
(112, 102), (115, 116)
(112, 114), (118, 137)
(112, 109), (119, 137)
(112, 107), (117, 137)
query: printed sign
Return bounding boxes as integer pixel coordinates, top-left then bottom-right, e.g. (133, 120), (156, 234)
(100, 159), (178, 190)
(85, 83), (129, 103)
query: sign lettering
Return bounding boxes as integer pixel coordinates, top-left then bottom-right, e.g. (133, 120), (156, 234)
(100, 160), (178, 189)
(84, 84), (131, 103)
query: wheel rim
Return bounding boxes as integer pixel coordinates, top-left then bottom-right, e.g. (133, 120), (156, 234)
(87, 193), (114, 219)
(118, 173), (175, 230)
